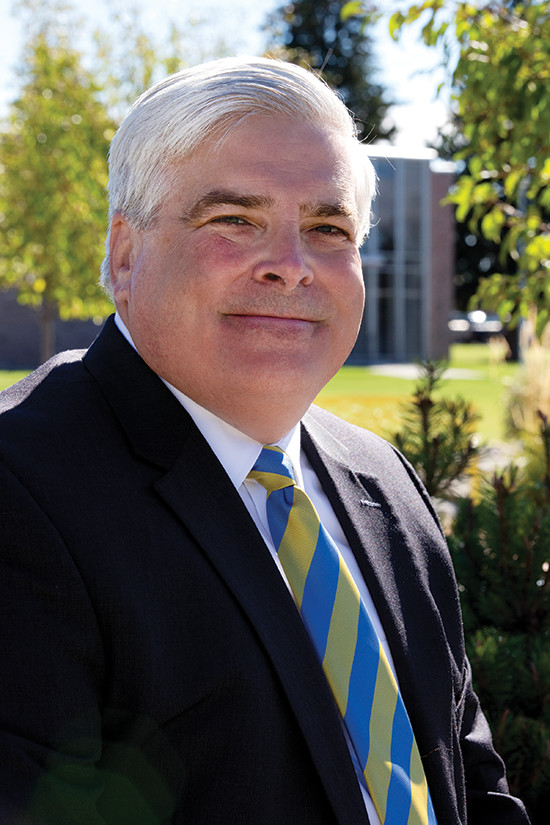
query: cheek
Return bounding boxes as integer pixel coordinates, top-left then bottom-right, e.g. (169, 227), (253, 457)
(194, 234), (256, 274)
(333, 274), (365, 349)
(339, 260), (365, 318)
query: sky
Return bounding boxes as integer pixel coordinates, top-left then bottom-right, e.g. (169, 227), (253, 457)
(0, 0), (451, 150)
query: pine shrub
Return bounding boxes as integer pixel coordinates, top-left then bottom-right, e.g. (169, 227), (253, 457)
(447, 415), (550, 823)
(391, 364), (550, 821)
(389, 361), (481, 499)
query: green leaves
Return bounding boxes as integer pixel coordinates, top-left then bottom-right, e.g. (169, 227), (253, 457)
(448, 418), (550, 812)
(0, 22), (116, 359)
(340, 1), (364, 22)
(395, 1), (550, 338)
(0, 0), (208, 361)
(389, 1), (447, 42)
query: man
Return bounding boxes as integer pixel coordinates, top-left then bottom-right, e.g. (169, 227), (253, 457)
(0, 57), (529, 824)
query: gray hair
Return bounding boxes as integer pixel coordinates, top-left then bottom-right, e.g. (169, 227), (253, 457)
(100, 56), (376, 292)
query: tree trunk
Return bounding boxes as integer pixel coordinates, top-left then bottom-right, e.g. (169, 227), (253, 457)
(39, 299), (57, 364)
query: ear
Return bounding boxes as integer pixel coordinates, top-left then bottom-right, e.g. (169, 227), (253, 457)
(109, 212), (140, 307)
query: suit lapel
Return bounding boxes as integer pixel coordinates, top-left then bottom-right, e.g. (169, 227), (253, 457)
(301, 410), (412, 657)
(153, 422), (369, 824)
(84, 320), (369, 824)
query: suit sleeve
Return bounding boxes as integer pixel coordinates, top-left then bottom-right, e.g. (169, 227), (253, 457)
(0, 463), (106, 825)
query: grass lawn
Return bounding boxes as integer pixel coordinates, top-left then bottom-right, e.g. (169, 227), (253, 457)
(0, 370), (29, 391)
(316, 343), (519, 445)
(1, 343), (519, 445)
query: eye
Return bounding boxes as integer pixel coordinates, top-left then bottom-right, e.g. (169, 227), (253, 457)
(210, 215), (251, 226)
(311, 224), (350, 238)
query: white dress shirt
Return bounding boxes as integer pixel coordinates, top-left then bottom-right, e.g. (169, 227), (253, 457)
(114, 312), (391, 824)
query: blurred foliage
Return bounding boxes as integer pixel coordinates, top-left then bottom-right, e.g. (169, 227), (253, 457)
(387, 1), (550, 339)
(506, 337), (550, 441)
(0, 3), (116, 361)
(389, 355), (550, 821)
(448, 415), (550, 822)
(91, 3), (231, 120)
(388, 361), (480, 498)
(266, 1), (395, 142)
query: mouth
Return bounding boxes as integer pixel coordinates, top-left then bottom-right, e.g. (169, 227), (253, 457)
(228, 312), (318, 326)
(226, 306), (322, 320)
(222, 313), (320, 336)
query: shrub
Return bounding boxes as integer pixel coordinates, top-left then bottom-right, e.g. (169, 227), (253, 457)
(447, 415), (550, 823)
(391, 363), (550, 822)
(389, 361), (481, 499)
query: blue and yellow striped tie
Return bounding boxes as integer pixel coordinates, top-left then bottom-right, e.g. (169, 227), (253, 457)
(249, 446), (437, 825)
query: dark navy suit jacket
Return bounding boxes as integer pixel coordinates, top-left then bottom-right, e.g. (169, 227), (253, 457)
(0, 317), (529, 824)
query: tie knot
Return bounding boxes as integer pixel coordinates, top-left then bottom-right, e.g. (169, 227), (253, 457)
(248, 446), (296, 493)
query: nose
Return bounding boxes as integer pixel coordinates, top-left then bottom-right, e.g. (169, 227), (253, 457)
(251, 226), (314, 290)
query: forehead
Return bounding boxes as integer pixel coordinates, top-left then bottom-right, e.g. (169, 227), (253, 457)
(171, 115), (359, 209)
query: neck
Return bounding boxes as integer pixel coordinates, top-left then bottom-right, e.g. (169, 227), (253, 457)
(216, 404), (309, 445)
(193, 392), (312, 444)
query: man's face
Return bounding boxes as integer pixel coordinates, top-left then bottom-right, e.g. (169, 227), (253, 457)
(111, 114), (365, 439)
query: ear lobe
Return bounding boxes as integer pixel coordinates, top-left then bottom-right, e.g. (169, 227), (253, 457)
(109, 213), (138, 301)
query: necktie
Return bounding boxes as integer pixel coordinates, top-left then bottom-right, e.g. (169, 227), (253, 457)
(248, 445), (437, 825)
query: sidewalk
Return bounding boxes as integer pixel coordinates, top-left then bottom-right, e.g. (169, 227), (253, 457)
(368, 364), (483, 381)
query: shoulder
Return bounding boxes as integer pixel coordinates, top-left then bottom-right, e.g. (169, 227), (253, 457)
(0, 350), (88, 415)
(303, 404), (442, 530)
(0, 316), (124, 432)
(303, 404), (405, 469)
(0, 316), (124, 421)
(0, 350), (102, 482)
(0, 349), (96, 447)
(0, 323), (125, 469)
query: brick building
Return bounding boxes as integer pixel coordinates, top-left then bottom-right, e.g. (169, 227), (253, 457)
(350, 146), (455, 364)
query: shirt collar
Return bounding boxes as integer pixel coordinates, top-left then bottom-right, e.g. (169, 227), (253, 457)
(114, 312), (303, 488)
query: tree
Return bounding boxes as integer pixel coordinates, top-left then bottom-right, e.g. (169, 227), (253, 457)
(265, 1), (395, 142)
(0, 0), (226, 363)
(388, 1), (550, 339)
(92, 5), (230, 122)
(434, 126), (516, 311)
(0, 9), (116, 361)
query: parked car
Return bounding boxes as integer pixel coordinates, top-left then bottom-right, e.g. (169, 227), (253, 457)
(448, 310), (503, 342)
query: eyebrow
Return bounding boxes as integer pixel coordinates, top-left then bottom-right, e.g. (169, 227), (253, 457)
(181, 189), (357, 226)
(303, 201), (357, 222)
(181, 191), (275, 223)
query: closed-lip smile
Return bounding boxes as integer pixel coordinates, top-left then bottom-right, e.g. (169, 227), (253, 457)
(226, 311), (320, 323)
(225, 313), (320, 332)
